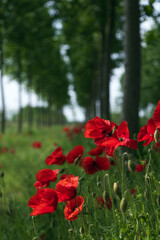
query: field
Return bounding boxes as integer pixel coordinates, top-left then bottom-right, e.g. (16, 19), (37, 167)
(1, 121), (160, 240)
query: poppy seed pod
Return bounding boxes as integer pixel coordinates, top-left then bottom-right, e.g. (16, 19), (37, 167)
(154, 129), (159, 143)
(103, 191), (109, 202)
(58, 168), (65, 174)
(144, 189), (150, 200)
(92, 192), (96, 198)
(157, 196), (160, 206)
(79, 226), (84, 234)
(113, 182), (121, 199)
(128, 160), (136, 173)
(97, 182), (101, 188)
(145, 174), (150, 185)
(68, 229), (73, 234)
(74, 156), (81, 166)
(120, 198), (128, 213)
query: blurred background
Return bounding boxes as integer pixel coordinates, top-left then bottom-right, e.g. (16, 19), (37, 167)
(0, 0), (160, 135)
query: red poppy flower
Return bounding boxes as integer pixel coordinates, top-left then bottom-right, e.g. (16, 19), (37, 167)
(84, 116), (117, 140)
(53, 142), (58, 147)
(138, 118), (156, 146)
(28, 188), (58, 216)
(60, 173), (68, 180)
(153, 100), (160, 129)
(96, 196), (112, 210)
(32, 141), (42, 148)
(88, 146), (105, 156)
(66, 145), (84, 164)
(154, 142), (160, 152)
(82, 156), (110, 175)
(0, 164), (2, 169)
(34, 169), (59, 188)
(63, 127), (70, 132)
(98, 121), (138, 151)
(55, 175), (79, 202)
(130, 188), (136, 195)
(64, 196), (84, 221)
(45, 147), (66, 165)
(10, 149), (15, 154)
(0, 147), (8, 153)
(136, 164), (145, 172)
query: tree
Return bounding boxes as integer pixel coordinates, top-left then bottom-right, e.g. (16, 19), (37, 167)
(122, 0), (141, 136)
(0, 0), (6, 133)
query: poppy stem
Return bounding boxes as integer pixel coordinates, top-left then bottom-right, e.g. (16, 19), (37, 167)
(32, 216), (39, 237)
(104, 174), (117, 232)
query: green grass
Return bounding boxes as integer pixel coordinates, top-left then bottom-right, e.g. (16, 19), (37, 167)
(1, 124), (160, 239)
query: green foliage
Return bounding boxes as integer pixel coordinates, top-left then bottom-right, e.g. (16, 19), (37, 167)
(141, 27), (160, 109)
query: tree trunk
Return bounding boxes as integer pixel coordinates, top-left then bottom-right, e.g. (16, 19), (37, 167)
(100, 0), (116, 120)
(27, 67), (33, 132)
(122, 0), (141, 136)
(17, 54), (23, 134)
(0, 38), (5, 133)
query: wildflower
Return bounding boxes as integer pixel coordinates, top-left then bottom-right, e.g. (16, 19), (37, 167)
(66, 145), (84, 164)
(96, 196), (112, 210)
(55, 175), (79, 202)
(28, 188), (58, 216)
(64, 196), (84, 221)
(45, 147), (66, 165)
(34, 169), (58, 189)
(88, 146), (105, 156)
(32, 141), (42, 148)
(98, 121), (138, 151)
(136, 164), (145, 172)
(82, 156), (110, 175)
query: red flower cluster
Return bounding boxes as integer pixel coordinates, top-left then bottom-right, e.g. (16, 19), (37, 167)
(32, 141), (42, 148)
(63, 124), (84, 140)
(84, 117), (138, 157)
(28, 169), (83, 220)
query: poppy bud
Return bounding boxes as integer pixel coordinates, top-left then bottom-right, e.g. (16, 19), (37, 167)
(128, 160), (136, 173)
(79, 226), (84, 234)
(79, 177), (85, 184)
(92, 192), (96, 198)
(154, 129), (159, 143)
(122, 152), (129, 161)
(68, 229), (73, 234)
(1, 172), (4, 178)
(58, 168), (65, 174)
(113, 182), (121, 199)
(74, 156), (81, 166)
(97, 176), (101, 182)
(145, 174), (150, 185)
(144, 189), (150, 200)
(103, 191), (109, 202)
(120, 198), (128, 213)
(157, 196), (160, 206)
(97, 182), (101, 188)
(112, 126), (116, 134)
